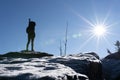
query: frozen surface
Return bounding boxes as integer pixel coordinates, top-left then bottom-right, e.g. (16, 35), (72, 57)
(0, 56), (88, 80)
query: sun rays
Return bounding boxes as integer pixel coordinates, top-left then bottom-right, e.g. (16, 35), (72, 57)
(72, 11), (114, 51)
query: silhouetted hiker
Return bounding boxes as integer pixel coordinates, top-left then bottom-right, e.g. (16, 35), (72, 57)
(26, 18), (36, 51)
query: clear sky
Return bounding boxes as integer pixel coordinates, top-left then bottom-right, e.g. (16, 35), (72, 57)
(0, 0), (120, 58)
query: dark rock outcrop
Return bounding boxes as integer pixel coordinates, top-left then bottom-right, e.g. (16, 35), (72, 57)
(102, 51), (120, 80)
(104, 52), (120, 60)
(102, 59), (120, 80)
(0, 51), (53, 58)
(88, 61), (103, 80)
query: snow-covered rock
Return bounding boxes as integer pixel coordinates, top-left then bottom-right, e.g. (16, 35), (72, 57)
(0, 52), (103, 80)
(50, 52), (103, 80)
(0, 57), (88, 80)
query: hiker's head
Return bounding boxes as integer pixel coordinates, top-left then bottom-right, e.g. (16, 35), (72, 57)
(29, 21), (36, 27)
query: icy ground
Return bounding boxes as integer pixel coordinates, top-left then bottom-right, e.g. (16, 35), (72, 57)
(0, 55), (90, 80)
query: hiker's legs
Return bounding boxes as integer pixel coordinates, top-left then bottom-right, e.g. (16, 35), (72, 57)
(26, 36), (30, 51)
(31, 38), (34, 51)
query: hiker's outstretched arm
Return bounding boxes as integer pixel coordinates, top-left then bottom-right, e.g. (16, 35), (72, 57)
(29, 18), (31, 23)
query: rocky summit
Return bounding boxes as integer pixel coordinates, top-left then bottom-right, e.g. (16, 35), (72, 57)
(0, 51), (53, 58)
(1, 51), (120, 80)
(0, 52), (103, 80)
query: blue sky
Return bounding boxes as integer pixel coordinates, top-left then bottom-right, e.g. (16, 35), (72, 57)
(0, 0), (120, 58)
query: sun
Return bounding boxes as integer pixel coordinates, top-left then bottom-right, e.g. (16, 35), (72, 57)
(92, 24), (107, 37)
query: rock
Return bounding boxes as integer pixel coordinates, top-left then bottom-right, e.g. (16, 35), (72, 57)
(0, 73), (33, 80)
(102, 51), (120, 80)
(66, 74), (88, 80)
(0, 52), (103, 80)
(50, 52), (103, 80)
(104, 52), (120, 60)
(102, 59), (120, 80)
(0, 57), (88, 80)
(0, 51), (53, 58)
(85, 52), (100, 59)
(38, 76), (56, 80)
(88, 61), (103, 80)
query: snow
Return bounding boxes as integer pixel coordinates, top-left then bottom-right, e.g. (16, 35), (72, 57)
(0, 56), (88, 80)
(1, 52), (120, 80)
